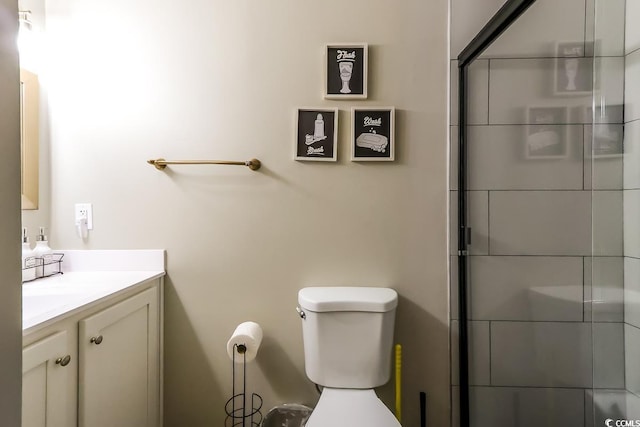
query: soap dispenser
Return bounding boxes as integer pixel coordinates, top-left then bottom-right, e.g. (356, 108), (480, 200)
(21, 228), (36, 282)
(32, 227), (53, 278)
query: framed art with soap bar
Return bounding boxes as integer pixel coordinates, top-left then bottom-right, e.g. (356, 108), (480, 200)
(324, 43), (368, 99)
(295, 108), (338, 162)
(524, 106), (569, 159)
(351, 107), (395, 161)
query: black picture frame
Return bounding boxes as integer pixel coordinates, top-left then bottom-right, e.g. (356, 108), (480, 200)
(524, 106), (569, 159)
(554, 41), (593, 95)
(295, 108), (339, 162)
(325, 43), (368, 99)
(590, 104), (624, 158)
(351, 107), (395, 161)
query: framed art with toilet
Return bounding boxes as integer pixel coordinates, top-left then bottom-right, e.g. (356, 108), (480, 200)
(554, 41), (592, 96)
(324, 43), (368, 100)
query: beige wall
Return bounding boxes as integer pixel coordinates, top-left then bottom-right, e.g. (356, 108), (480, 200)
(44, 0), (450, 425)
(0, 0), (25, 424)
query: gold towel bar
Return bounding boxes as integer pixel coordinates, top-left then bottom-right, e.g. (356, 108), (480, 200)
(147, 158), (261, 171)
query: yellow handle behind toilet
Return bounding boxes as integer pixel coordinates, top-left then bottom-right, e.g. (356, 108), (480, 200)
(395, 344), (402, 423)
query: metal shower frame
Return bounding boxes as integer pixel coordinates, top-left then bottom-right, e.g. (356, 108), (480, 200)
(455, 1), (537, 425)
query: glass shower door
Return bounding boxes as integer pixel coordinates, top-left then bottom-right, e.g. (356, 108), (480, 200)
(590, 0), (640, 426)
(450, 0), (632, 425)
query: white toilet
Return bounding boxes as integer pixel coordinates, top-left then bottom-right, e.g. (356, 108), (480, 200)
(297, 287), (402, 427)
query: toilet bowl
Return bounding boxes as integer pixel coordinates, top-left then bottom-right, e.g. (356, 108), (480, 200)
(305, 388), (401, 427)
(297, 287), (401, 427)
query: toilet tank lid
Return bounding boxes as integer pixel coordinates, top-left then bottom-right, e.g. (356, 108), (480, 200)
(298, 287), (398, 312)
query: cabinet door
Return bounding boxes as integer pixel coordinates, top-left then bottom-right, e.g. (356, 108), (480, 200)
(22, 331), (73, 427)
(78, 287), (159, 427)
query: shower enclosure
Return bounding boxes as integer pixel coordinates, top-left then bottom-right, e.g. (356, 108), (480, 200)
(451, 0), (638, 425)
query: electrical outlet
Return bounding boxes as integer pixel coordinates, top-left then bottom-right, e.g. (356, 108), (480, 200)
(75, 203), (93, 230)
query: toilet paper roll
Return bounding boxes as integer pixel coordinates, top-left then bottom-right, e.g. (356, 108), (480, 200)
(226, 321), (263, 363)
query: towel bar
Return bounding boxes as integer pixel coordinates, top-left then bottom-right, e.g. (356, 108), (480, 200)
(147, 158), (261, 171)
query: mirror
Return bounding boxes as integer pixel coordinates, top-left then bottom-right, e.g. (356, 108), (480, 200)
(20, 69), (39, 210)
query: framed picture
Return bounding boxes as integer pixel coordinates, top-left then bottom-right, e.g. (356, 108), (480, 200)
(591, 104), (623, 158)
(588, 124), (623, 158)
(295, 108), (339, 161)
(524, 107), (569, 159)
(324, 43), (368, 99)
(554, 42), (592, 95)
(351, 107), (395, 161)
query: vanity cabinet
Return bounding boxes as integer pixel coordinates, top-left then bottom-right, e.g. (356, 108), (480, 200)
(22, 330), (75, 427)
(78, 286), (159, 427)
(22, 278), (163, 427)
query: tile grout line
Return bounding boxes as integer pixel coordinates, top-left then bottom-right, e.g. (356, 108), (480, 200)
(488, 320), (492, 386)
(474, 319), (625, 324)
(583, 256), (586, 323)
(623, 319), (627, 391)
(469, 256), (625, 260)
(626, 47), (640, 57)
(583, 124), (587, 192)
(463, 123), (623, 126)
(476, 54), (623, 61)
(623, 0), (627, 55)
(467, 189), (623, 192)
(487, 191), (491, 255)
(487, 59), (491, 125)
(626, 322), (640, 332)
(583, 0), (587, 64)
(622, 0), (628, 386)
(468, 385), (627, 391)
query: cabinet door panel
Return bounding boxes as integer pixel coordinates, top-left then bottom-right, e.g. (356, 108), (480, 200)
(22, 331), (71, 427)
(79, 287), (159, 427)
(22, 364), (46, 427)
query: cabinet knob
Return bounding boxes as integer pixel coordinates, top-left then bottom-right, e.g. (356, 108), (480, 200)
(90, 335), (103, 345)
(55, 355), (71, 367)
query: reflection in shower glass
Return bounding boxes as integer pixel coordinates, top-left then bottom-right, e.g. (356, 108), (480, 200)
(449, 0), (636, 425)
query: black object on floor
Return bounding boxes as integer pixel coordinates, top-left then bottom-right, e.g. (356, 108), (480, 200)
(419, 392), (426, 427)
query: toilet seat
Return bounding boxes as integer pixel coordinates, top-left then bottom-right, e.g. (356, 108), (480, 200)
(305, 388), (402, 427)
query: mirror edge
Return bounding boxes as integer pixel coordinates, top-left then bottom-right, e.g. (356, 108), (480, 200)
(20, 68), (39, 210)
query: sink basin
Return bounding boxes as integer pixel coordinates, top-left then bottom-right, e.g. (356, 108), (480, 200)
(23, 281), (118, 328)
(23, 284), (109, 297)
(22, 292), (89, 324)
(23, 293), (84, 309)
(21, 270), (165, 332)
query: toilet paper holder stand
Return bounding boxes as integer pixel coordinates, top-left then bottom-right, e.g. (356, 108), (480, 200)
(225, 343), (263, 427)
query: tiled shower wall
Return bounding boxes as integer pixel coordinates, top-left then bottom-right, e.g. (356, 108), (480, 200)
(450, 0), (626, 425)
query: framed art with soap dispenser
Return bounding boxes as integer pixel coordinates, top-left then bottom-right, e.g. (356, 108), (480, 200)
(294, 108), (338, 162)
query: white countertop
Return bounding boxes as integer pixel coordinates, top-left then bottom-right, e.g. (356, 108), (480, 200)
(22, 250), (165, 334)
(23, 271), (164, 332)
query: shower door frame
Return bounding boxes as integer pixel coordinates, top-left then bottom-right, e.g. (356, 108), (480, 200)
(455, 1), (537, 426)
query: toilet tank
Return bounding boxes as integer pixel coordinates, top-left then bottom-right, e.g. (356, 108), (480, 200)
(298, 287), (398, 389)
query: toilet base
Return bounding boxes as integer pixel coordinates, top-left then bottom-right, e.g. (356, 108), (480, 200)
(305, 388), (401, 427)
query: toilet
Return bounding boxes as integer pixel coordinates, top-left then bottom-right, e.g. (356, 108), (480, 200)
(297, 287), (401, 427)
